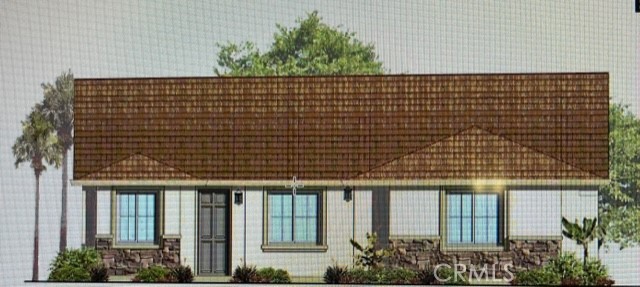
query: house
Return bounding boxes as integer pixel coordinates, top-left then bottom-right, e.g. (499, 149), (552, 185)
(72, 73), (609, 277)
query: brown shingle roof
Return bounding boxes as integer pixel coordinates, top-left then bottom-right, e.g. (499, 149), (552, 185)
(73, 73), (609, 181)
(356, 126), (595, 180)
(83, 154), (194, 180)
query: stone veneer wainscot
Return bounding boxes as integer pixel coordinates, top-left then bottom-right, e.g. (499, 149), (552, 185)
(387, 238), (561, 278)
(95, 236), (181, 275)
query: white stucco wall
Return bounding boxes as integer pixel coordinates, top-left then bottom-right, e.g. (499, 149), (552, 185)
(90, 185), (601, 277)
(509, 188), (598, 260)
(96, 187), (111, 235)
(164, 188), (181, 235)
(389, 189), (439, 237)
(561, 189), (598, 260)
(179, 187), (196, 269)
(509, 189), (561, 237)
(231, 188), (372, 277)
(231, 188), (246, 268)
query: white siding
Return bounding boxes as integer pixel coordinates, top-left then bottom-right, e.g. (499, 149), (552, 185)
(96, 187), (111, 235)
(389, 189), (439, 237)
(509, 189), (561, 237)
(163, 188), (181, 235)
(561, 189), (598, 260)
(232, 188), (372, 277)
(179, 187), (196, 269)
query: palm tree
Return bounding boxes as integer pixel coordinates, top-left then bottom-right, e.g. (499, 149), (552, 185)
(41, 70), (74, 252)
(12, 107), (62, 281)
(561, 216), (603, 267)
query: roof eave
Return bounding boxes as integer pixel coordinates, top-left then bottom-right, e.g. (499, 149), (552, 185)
(71, 178), (609, 187)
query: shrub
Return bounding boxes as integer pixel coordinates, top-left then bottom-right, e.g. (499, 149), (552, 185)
(331, 266), (471, 285)
(340, 267), (419, 284)
(132, 265), (170, 283)
(89, 265), (109, 282)
(417, 268), (438, 285)
(323, 265), (348, 284)
(545, 253), (584, 281)
(434, 265), (470, 285)
(49, 266), (91, 282)
(169, 265), (194, 283)
(582, 259), (613, 286)
(346, 267), (377, 284)
(48, 248), (101, 282)
(511, 267), (561, 286)
(230, 265), (259, 283)
(349, 232), (392, 269)
(511, 253), (614, 286)
(417, 266), (470, 285)
(230, 265), (291, 283)
(375, 267), (417, 284)
(595, 277), (615, 287)
(561, 276), (582, 286)
(256, 267), (291, 283)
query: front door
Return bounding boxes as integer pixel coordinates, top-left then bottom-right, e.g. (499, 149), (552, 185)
(198, 190), (229, 275)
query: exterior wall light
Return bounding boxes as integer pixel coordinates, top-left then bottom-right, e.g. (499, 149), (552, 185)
(344, 186), (353, 202)
(234, 189), (243, 205)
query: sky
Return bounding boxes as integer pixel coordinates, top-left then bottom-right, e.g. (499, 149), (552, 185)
(0, 0), (638, 285)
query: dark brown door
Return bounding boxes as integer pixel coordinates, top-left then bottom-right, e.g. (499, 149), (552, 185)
(198, 190), (229, 275)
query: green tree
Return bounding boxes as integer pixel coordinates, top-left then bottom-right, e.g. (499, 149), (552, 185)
(561, 217), (602, 267)
(41, 70), (74, 252)
(215, 11), (384, 76)
(599, 103), (640, 248)
(12, 107), (62, 281)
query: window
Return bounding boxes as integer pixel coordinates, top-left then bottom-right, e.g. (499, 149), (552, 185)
(266, 191), (323, 245)
(447, 191), (501, 245)
(117, 192), (157, 244)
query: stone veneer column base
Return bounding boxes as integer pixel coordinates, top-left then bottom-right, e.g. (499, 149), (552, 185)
(95, 236), (181, 276)
(387, 238), (560, 278)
